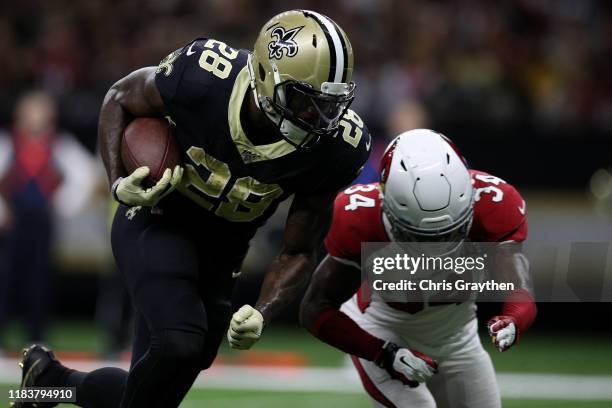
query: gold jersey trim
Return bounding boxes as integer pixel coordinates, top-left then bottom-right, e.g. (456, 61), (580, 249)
(228, 65), (296, 163)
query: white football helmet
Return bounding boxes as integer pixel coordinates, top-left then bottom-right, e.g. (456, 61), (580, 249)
(380, 129), (473, 243)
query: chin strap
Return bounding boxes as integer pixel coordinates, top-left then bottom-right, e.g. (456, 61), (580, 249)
(247, 54), (314, 147)
(270, 63), (286, 105)
(247, 54), (283, 129)
(246, 54), (261, 110)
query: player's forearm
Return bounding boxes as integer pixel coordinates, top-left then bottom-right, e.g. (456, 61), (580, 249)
(256, 193), (334, 322)
(299, 254), (382, 359)
(255, 251), (316, 323)
(98, 86), (131, 187)
(304, 306), (385, 362)
(494, 244), (537, 335)
(503, 288), (537, 335)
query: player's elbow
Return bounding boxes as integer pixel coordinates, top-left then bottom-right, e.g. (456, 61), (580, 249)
(279, 246), (317, 263)
(101, 82), (118, 106)
(103, 67), (158, 111)
(299, 291), (331, 334)
(299, 294), (316, 332)
(299, 305), (320, 335)
(278, 250), (317, 282)
(105, 73), (134, 106)
(100, 78), (130, 120)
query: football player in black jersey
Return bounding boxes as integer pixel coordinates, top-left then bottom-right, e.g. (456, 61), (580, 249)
(13, 10), (371, 408)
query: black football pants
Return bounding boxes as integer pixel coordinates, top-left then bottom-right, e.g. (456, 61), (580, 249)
(69, 205), (247, 408)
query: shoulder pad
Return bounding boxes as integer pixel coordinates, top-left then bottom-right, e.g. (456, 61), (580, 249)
(324, 183), (384, 262)
(155, 38), (247, 106)
(470, 170), (528, 242)
(337, 109), (372, 154)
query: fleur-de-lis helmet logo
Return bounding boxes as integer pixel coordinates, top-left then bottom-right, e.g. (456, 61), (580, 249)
(268, 26), (304, 60)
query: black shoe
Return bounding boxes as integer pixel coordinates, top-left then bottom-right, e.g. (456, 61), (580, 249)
(10, 345), (60, 408)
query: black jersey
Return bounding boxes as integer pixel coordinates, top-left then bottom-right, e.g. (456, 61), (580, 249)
(154, 38), (370, 228)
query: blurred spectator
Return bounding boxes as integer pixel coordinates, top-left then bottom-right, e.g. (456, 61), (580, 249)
(1, 0), (612, 144)
(0, 90), (95, 344)
(386, 99), (431, 138)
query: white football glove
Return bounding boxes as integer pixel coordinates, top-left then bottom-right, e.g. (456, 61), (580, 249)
(112, 165), (183, 207)
(376, 342), (438, 387)
(227, 305), (264, 350)
(487, 316), (517, 352)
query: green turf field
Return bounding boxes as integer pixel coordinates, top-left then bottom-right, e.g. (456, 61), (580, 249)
(3, 322), (611, 374)
(171, 389), (612, 408)
(1, 322), (611, 407)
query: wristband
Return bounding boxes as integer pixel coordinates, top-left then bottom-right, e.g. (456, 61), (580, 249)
(111, 177), (127, 205)
(375, 341), (395, 369)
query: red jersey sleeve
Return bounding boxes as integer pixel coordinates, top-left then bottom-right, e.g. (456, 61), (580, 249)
(470, 170), (528, 242)
(324, 183), (386, 264)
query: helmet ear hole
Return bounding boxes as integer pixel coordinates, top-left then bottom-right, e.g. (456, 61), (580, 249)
(258, 64), (266, 81)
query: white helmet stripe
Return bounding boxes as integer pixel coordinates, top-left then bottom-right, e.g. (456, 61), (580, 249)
(307, 10), (344, 83)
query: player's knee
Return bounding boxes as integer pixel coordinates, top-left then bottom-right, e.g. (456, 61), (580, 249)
(160, 329), (205, 365)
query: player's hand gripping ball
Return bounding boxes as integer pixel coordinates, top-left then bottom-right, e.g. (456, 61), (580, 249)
(113, 117), (183, 207)
(227, 305), (265, 350)
(113, 165), (183, 207)
(487, 315), (517, 352)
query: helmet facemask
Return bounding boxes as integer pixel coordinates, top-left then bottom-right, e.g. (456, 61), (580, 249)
(265, 78), (355, 148)
(382, 201), (474, 256)
(382, 201), (474, 243)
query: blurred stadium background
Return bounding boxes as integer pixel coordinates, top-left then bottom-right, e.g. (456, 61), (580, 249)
(0, 0), (611, 406)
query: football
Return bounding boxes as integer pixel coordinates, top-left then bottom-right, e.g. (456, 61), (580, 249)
(121, 117), (181, 187)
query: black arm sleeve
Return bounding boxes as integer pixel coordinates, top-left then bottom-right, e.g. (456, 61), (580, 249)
(309, 120), (372, 194)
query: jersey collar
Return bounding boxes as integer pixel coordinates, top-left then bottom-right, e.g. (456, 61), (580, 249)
(228, 65), (296, 163)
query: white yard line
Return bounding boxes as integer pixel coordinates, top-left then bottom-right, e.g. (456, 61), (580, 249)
(1, 357), (611, 400)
